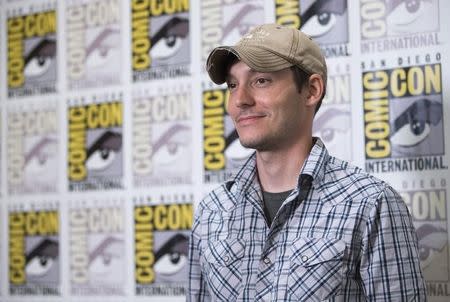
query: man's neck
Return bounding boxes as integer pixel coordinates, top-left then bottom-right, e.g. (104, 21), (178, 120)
(256, 138), (313, 193)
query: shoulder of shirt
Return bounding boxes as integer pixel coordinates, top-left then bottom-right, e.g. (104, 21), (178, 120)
(322, 154), (399, 206)
(197, 153), (257, 213)
(196, 182), (237, 213)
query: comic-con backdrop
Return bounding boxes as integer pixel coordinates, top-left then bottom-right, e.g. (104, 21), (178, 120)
(0, 0), (449, 301)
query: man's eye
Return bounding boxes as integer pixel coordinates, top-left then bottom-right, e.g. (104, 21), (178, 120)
(256, 78), (269, 85)
(227, 83), (236, 89)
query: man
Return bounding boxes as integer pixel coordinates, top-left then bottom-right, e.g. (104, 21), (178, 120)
(188, 24), (426, 301)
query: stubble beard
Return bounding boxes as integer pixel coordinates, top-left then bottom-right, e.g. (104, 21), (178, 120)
(237, 132), (277, 152)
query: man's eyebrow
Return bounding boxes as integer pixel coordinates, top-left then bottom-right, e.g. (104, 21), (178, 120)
(226, 68), (266, 81)
(225, 74), (235, 83)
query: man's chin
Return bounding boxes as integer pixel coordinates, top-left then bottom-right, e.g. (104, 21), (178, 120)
(238, 138), (258, 150)
(239, 139), (271, 152)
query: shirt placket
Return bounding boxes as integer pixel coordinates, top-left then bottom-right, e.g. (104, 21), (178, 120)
(254, 192), (300, 301)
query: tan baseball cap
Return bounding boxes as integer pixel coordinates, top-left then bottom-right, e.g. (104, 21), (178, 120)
(206, 23), (327, 86)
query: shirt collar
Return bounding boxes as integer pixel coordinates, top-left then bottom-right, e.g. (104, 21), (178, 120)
(225, 152), (259, 200)
(299, 137), (328, 187)
(225, 137), (329, 195)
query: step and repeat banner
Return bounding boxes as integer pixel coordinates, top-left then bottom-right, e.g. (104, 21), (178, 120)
(0, 0), (449, 301)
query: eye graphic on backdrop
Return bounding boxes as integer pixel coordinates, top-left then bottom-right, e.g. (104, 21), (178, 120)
(151, 17), (189, 60)
(313, 108), (351, 146)
(301, 0), (347, 37)
(26, 238), (58, 276)
(24, 38), (56, 77)
(391, 99), (442, 147)
(154, 233), (188, 276)
(24, 137), (57, 174)
(86, 130), (122, 171)
(152, 124), (190, 166)
(222, 4), (263, 45)
(86, 28), (120, 68)
(416, 224), (447, 268)
(387, 0), (435, 32)
(225, 129), (254, 161)
(89, 236), (124, 277)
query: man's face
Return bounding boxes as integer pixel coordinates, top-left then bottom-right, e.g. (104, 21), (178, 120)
(226, 61), (311, 151)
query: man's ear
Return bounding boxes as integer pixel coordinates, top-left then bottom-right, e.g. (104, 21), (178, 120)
(305, 74), (324, 108)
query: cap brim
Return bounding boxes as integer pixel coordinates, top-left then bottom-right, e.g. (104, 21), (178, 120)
(206, 47), (240, 84)
(206, 45), (294, 84)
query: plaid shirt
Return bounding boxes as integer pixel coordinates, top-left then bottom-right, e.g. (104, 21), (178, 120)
(188, 138), (426, 301)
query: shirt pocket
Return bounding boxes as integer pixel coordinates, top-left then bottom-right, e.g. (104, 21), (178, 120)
(288, 237), (346, 301)
(202, 238), (245, 301)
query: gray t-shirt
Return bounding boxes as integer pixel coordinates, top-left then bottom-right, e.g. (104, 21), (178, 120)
(262, 190), (292, 225)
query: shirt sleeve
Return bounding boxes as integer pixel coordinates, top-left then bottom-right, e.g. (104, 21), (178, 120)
(360, 184), (427, 301)
(187, 205), (211, 301)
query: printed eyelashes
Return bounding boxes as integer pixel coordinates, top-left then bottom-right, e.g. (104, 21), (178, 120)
(392, 98), (442, 133)
(89, 236), (124, 264)
(151, 16), (189, 47)
(24, 38), (56, 65)
(87, 130), (122, 159)
(154, 233), (188, 261)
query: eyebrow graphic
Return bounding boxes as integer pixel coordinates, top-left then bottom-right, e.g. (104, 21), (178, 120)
(25, 38), (56, 64)
(26, 238), (58, 264)
(392, 98), (442, 133)
(301, 0), (347, 23)
(89, 236), (124, 264)
(151, 16), (189, 47)
(24, 136), (57, 164)
(387, 0), (413, 12)
(314, 107), (350, 127)
(152, 124), (189, 156)
(225, 129), (239, 148)
(416, 223), (447, 253)
(223, 4), (260, 37)
(86, 28), (119, 56)
(87, 130), (122, 158)
(155, 233), (189, 261)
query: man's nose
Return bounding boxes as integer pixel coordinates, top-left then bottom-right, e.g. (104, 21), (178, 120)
(232, 85), (254, 108)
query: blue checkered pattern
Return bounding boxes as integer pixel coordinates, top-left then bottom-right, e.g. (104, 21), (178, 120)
(188, 138), (426, 301)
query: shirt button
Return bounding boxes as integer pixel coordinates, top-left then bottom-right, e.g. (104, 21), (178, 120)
(263, 257), (271, 264)
(301, 255), (309, 262)
(224, 256), (230, 263)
